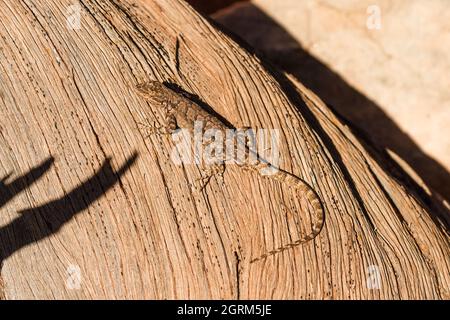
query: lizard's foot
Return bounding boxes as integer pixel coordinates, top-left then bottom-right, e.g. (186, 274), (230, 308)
(138, 116), (177, 137)
(194, 164), (226, 191)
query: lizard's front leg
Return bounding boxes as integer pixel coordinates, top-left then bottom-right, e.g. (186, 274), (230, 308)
(194, 134), (226, 190)
(138, 114), (178, 137)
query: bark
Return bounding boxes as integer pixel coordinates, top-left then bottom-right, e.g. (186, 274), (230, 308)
(0, 0), (448, 299)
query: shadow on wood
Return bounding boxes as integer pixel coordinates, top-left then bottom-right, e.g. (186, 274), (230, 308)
(213, 3), (450, 203)
(0, 153), (138, 265)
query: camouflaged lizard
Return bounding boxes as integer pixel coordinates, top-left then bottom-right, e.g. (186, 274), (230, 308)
(135, 81), (325, 263)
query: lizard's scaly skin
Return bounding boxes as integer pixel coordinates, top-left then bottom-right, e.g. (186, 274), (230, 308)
(135, 81), (325, 263)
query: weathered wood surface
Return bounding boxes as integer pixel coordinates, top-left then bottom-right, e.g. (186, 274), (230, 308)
(0, 0), (448, 299)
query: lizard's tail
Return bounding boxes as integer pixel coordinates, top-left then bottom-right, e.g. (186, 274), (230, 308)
(250, 170), (325, 263)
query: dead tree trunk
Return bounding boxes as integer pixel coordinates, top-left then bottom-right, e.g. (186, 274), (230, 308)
(0, 0), (448, 299)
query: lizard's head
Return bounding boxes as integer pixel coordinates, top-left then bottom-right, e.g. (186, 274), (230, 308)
(135, 81), (165, 99)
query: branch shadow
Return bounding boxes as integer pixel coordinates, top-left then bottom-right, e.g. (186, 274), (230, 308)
(211, 4), (450, 203)
(0, 153), (138, 265)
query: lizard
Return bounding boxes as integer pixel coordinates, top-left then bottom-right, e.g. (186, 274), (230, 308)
(134, 80), (325, 263)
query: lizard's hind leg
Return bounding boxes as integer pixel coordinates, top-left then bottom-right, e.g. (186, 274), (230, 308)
(194, 163), (226, 191)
